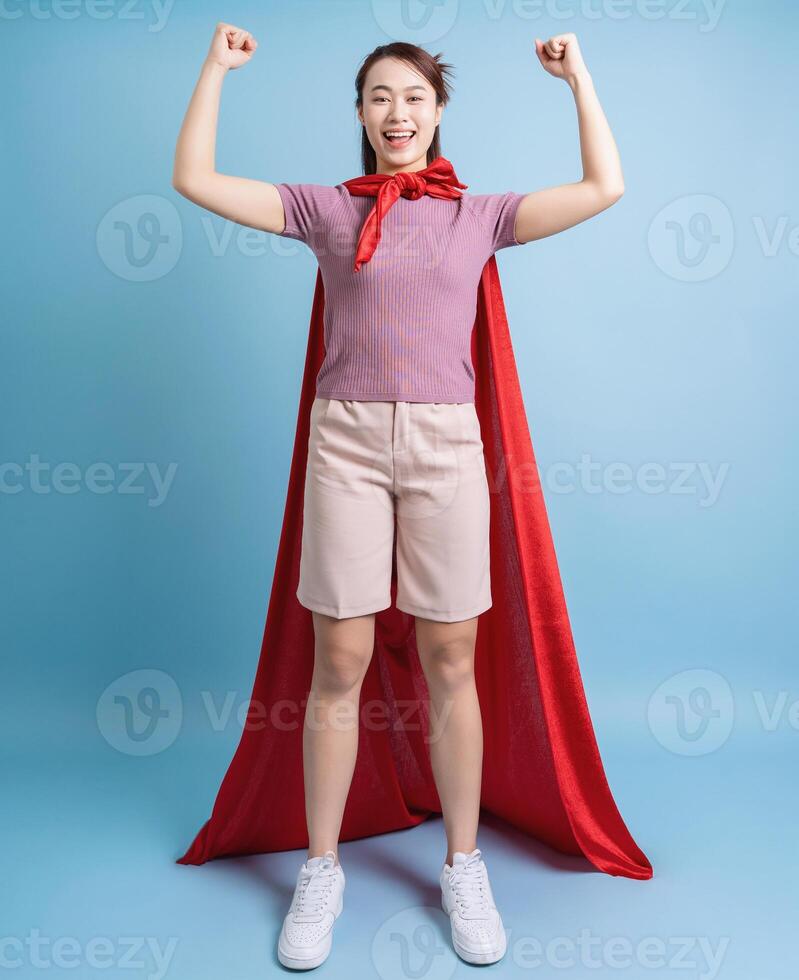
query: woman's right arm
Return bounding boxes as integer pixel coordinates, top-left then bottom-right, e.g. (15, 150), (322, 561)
(171, 22), (285, 234)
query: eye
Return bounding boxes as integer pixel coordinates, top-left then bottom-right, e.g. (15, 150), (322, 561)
(372, 95), (423, 103)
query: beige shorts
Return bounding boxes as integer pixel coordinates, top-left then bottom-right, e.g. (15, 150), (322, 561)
(297, 398), (492, 622)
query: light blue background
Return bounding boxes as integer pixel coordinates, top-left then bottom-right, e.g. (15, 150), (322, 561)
(2, 0), (796, 977)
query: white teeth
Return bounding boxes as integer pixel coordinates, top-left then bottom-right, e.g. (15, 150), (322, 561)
(385, 131), (414, 138)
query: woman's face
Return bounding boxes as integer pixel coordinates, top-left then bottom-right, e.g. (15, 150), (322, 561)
(358, 57), (443, 175)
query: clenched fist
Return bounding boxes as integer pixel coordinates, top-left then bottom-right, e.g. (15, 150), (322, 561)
(534, 34), (589, 82)
(206, 22), (258, 71)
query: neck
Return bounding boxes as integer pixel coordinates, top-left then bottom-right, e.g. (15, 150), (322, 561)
(374, 151), (430, 176)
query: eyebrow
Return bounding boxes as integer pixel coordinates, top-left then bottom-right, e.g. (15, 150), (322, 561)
(369, 84), (427, 93)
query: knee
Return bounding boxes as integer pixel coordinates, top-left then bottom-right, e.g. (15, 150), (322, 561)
(420, 639), (475, 692)
(313, 643), (371, 695)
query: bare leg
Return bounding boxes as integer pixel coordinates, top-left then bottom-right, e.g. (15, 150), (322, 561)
(303, 610), (376, 863)
(414, 615), (483, 866)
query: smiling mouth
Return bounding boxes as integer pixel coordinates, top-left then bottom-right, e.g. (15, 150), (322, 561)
(383, 130), (416, 146)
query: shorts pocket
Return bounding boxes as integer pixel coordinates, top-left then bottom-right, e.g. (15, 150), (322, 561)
(310, 397), (335, 425)
(457, 402), (487, 476)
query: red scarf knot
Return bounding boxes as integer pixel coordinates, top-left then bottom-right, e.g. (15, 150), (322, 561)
(342, 155), (468, 272)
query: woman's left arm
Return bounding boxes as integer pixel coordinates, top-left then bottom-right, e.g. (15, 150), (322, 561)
(514, 34), (625, 245)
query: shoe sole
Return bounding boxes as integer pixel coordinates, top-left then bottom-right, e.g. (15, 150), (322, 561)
(441, 895), (508, 965)
(277, 893), (344, 970)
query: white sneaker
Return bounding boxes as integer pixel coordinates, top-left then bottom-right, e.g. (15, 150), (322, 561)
(277, 849), (345, 970)
(440, 847), (507, 964)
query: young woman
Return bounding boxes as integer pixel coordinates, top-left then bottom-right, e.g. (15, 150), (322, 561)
(173, 23), (625, 970)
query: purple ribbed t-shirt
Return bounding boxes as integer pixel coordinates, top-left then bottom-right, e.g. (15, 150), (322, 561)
(274, 182), (527, 403)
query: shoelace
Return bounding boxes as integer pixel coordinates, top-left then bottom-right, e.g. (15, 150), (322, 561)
(292, 859), (339, 922)
(449, 850), (491, 919)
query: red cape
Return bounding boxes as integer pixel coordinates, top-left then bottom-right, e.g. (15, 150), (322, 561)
(177, 255), (653, 880)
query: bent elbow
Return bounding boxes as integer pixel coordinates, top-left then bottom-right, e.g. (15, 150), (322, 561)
(605, 183), (625, 204)
(586, 179), (625, 211)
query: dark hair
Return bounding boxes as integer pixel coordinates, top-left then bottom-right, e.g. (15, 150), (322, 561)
(354, 42), (455, 175)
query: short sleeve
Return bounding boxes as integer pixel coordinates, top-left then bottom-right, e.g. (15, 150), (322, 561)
(465, 191), (527, 253)
(273, 183), (341, 244)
